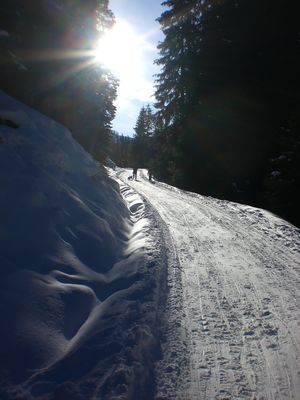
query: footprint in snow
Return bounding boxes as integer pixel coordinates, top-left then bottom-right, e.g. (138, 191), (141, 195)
(243, 329), (255, 337)
(201, 316), (209, 332)
(261, 310), (272, 318)
(263, 325), (278, 336)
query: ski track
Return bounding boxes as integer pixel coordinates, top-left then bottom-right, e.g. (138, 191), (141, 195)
(116, 169), (300, 400)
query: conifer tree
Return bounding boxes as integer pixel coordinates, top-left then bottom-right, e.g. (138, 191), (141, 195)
(134, 105), (154, 138)
(0, 0), (118, 161)
(132, 104), (155, 167)
(155, 0), (197, 127)
(153, 0), (300, 225)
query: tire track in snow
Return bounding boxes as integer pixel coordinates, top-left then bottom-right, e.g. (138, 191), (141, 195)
(115, 169), (300, 400)
(161, 184), (300, 399)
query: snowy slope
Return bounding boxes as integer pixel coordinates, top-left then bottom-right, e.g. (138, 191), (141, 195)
(0, 92), (165, 400)
(116, 168), (300, 400)
(1, 91), (299, 400)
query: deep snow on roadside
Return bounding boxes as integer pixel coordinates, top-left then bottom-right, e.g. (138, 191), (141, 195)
(0, 92), (166, 400)
(117, 168), (300, 400)
(1, 90), (299, 400)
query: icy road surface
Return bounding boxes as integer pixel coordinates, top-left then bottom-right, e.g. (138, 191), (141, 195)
(116, 168), (300, 400)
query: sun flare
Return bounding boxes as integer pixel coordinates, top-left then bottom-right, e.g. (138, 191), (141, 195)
(95, 20), (144, 82)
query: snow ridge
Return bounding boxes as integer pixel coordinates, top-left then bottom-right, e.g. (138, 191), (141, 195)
(0, 92), (166, 400)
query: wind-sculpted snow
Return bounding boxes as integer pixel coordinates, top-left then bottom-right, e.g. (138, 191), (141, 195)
(1, 92), (299, 400)
(118, 168), (300, 400)
(0, 92), (166, 399)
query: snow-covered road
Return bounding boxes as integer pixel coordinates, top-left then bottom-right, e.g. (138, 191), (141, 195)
(116, 168), (300, 400)
(4, 91), (298, 399)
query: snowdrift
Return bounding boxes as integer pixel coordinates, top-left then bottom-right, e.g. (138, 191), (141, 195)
(0, 92), (166, 399)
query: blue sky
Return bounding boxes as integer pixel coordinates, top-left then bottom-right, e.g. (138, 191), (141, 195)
(109, 0), (164, 136)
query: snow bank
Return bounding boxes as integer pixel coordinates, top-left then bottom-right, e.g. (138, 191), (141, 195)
(0, 92), (165, 399)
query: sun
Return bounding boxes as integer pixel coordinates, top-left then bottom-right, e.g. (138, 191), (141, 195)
(94, 20), (144, 82)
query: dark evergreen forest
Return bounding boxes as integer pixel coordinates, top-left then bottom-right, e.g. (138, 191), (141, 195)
(109, 132), (133, 167)
(131, 0), (300, 227)
(1, 0), (299, 226)
(0, 0), (118, 160)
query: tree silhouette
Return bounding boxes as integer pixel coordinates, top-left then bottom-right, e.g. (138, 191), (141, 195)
(132, 104), (155, 167)
(153, 0), (300, 225)
(0, 0), (118, 161)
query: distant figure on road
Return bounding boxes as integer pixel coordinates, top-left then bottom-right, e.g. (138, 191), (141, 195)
(132, 167), (138, 181)
(148, 168), (153, 181)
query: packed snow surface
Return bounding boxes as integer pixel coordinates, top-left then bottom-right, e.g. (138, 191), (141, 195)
(116, 169), (300, 400)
